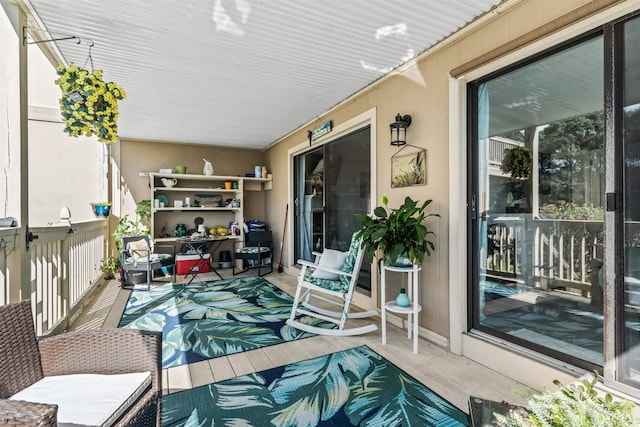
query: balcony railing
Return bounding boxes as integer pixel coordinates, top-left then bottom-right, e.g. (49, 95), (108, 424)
(0, 219), (107, 336)
(486, 216), (603, 298)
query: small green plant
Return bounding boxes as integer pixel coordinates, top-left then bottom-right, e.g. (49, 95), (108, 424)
(494, 372), (638, 427)
(355, 195), (439, 265)
(100, 255), (120, 278)
(100, 200), (151, 277)
(112, 200), (151, 251)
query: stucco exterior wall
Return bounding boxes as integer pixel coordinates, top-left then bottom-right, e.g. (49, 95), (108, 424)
(262, 0), (600, 340)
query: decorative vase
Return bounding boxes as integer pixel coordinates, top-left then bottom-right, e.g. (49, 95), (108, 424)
(396, 288), (410, 307)
(203, 158), (214, 176)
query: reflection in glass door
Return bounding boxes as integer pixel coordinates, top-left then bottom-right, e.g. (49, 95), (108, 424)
(620, 14), (640, 388)
(293, 127), (371, 291)
(294, 148), (323, 263)
(324, 127), (371, 291)
(470, 34), (605, 371)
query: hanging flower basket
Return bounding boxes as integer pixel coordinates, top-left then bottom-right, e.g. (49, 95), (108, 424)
(55, 64), (126, 144)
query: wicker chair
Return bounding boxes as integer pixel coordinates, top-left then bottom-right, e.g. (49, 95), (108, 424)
(0, 300), (162, 426)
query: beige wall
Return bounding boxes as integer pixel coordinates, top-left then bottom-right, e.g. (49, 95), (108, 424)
(263, 0), (599, 339)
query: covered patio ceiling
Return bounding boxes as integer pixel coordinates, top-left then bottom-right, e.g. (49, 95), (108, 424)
(25, 0), (503, 149)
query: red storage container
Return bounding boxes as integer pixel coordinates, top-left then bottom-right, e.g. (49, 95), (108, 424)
(176, 254), (211, 275)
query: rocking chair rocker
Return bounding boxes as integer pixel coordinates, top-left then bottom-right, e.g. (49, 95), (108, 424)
(286, 232), (378, 336)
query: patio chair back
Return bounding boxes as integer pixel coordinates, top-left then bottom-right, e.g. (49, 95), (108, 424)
(0, 301), (43, 398)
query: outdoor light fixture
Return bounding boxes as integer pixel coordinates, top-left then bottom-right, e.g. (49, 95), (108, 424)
(390, 113), (412, 146)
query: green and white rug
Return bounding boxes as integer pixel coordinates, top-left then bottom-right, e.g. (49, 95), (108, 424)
(162, 345), (469, 426)
(118, 276), (334, 368)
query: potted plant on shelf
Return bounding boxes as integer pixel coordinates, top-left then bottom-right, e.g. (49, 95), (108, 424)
(55, 63), (126, 144)
(355, 195), (439, 267)
(90, 202), (111, 217)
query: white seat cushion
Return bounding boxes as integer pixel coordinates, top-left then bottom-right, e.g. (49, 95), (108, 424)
(311, 249), (348, 280)
(10, 371), (151, 427)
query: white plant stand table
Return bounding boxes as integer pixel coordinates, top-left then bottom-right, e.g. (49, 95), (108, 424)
(381, 263), (422, 353)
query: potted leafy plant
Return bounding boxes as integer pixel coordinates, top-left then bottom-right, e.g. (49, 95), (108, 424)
(112, 200), (151, 251)
(100, 200), (151, 279)
(99, 255), (120, 279)
(493, 371), (638, 426)
(355, 195), (439, 266)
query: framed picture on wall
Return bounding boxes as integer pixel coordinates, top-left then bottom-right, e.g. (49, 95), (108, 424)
(391, 148), (426, 188)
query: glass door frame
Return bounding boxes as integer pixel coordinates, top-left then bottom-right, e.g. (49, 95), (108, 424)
(447, 3), (640, 399)
(286, 108), (378, 311)
(606, 9), (640, 397)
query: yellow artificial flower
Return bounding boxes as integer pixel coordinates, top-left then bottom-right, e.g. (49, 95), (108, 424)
(55, 63), (126, 143)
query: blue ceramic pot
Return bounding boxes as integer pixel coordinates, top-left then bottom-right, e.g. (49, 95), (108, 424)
(92, 205), (111, 217)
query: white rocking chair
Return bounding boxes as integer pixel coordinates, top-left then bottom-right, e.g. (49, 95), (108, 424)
(286, 232), (378, 336)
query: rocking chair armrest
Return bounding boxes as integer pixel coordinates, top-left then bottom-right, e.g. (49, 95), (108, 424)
(0, 399), (57, 426)
(297, 259), (354, 278)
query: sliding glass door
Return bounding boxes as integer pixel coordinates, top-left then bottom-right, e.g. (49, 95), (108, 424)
(294, 148), (323, 263)
(469, 11), (640, 394)
(620, 13), (640, 389)
(470, 34), (606, 371)
(293, 126), (371, 291)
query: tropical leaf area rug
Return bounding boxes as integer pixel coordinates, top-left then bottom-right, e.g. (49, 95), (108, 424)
(162, 345), (470, 427)
(117, 276), (334, 368)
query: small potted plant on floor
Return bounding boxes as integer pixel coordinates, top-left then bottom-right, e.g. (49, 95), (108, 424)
(100, 255), (121, 280)
(355, 194), (439, 266)
(90, 202), (111, 217)
(100, 200), (151, 282)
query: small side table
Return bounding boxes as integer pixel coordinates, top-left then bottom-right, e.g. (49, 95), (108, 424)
(381, 263), (422, 353)
(176, 236), (228, 283)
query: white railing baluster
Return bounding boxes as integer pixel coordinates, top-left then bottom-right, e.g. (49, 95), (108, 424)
(17, 219), (108, 335)
(570, 235), (576, 281)
(559, 235), (564, 280)
(486, 217), (603, 296)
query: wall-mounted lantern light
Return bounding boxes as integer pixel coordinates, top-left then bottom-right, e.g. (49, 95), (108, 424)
(390, 113), (412, 147)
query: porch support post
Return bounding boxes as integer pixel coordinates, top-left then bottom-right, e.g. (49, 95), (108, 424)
(0, 1), (29, 302)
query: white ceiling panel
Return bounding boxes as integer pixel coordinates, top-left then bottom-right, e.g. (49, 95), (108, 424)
(26, 0), (503, 148)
